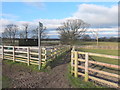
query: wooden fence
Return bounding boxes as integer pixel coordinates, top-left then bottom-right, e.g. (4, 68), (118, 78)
(0, 45), (70, 67)
(71, 47), (120, 88)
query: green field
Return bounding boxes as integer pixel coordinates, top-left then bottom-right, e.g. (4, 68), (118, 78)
(79, 48), (119, 56)
(76, 41), (119, 46)
(78, 48), (119, 65)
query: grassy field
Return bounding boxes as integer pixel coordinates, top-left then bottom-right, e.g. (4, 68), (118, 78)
(78, 48), (119, 65)
(76, 41), (119, 46)
(79, 48), (119, 56)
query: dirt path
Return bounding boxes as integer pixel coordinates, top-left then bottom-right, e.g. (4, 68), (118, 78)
(2, 51), (73, 88)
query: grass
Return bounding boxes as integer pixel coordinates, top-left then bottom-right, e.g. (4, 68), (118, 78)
(3, 60), (42, 72)
(79, 48), (118, 56)
(77, 48), (119, 65)
(76, 41), (119, 47)
(66, 63), (108, 88)
(2, 76), (11, 88)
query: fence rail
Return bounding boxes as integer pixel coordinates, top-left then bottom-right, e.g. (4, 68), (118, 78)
(0, 45), (70, 67)
(71, 48), (120, 88)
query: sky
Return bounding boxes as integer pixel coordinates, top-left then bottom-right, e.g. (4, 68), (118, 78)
(0, 1), (119, 38)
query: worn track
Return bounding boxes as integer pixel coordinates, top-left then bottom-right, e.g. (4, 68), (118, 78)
(2, 51), (73, 88)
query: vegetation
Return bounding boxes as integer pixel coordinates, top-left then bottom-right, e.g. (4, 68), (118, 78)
(77, 48), (119, 65)
(2, 22), (47, 45)
(66, 63), (106, 88)
(75, 41), (119, 46)
(3, 59), (45, 72)
(2, 76), (11, 88)
(57, 19), (89, 45)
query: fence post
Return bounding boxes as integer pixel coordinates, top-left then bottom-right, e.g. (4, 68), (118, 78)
(44, 48), (47, 62)
(71, 48), (74, 74)
(2, 46), (4, 60)
(13, 46), (15, 62)
(85, 53), (89, 82)
(74, 51), (78, 77)
(51, 49), (53, 58)
(27, 47), (30, 66)
(54, 48), (57, 58)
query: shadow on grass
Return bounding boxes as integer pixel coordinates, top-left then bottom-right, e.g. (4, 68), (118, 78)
(46, 49), (71, 69)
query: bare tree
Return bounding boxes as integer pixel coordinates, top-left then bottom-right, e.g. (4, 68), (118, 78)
(32, 25), (47, 39)
(2, 24), (18, 45)
(23, 23), (29, 40)
(19, 32), (25, 39)
(90, 29), (99, 46)
(57, 19), (90, 45)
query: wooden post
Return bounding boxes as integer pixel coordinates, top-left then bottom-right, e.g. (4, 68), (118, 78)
(72, 46), (75, 51)
(2, 46), (4, 60)
(85, 53), (89, 82)
(13, 46), (15, 62)
(74, 51), (78, 77)
(54, 48), (57, 58)
(44, 48), (47, 62)
(27, 47), (30, 66)
(71, 50), (74, 74)
(51, 49), (53, 58)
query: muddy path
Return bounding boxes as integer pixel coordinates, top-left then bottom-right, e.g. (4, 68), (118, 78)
(2, 51), (73, 88)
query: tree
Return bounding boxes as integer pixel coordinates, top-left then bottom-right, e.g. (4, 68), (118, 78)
(82, 34), (91, 41)
(57, 19), (90, 45)
(22, 23), (29, 40)
(2, 24), (18, 45)
(31, 25), (47, 39)
(90, 29), (99, 46)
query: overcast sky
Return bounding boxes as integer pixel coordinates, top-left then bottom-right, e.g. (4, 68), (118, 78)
(0, 1), (119, 38)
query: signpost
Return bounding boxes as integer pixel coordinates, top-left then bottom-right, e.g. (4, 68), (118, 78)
(38, 22), (43, 70)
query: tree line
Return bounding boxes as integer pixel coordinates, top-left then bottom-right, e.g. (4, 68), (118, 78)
(3, 19), (118, 45)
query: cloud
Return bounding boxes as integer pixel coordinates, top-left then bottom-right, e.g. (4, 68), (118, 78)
(0, 13), (19, 20)
(73, 4), (118, 27)
(1, 4), (118, 37)
(24, 2), (45, 9)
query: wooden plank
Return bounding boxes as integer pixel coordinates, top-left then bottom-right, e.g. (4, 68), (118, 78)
(77, 72), (119, 88)
(2, 46), (4, 60)
(71, 51), (74, 74)
(15, 46), (28, 49)
(88, 68), (120, 78)
(30, 60), (38, 63)
(78, 52), (86, 54)
(89, 60), (120, 69)
(13, 46), (15, 62)
(85, 53), (89, 82)
(30, 52), (39, 55)
(78, 58), (85, 62)
(74, 51), (78, 77)
(15, 55), (27, 58)
(30, 47), (38, 50)
(4, 50), (13, 52)
(4, 53), (13, 56)
(78, 65), (119, 78)
(89, 75), (119, 88)
(27, 47), (30, 66)
(15, 51), (27, 54)
(30, 57), (39, 60)
(4, 56), (13, 58)
(15, 59), (27, 63)
(89, 52), (119, 59)
(4, 57), (13, 60)
(77, 51), (119, 59)
(15, 57), (27, 61)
